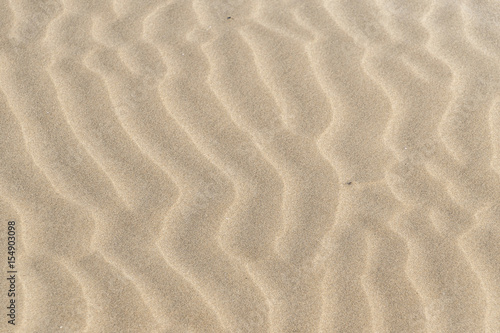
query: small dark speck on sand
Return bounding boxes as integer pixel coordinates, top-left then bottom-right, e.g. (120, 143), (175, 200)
(227, 17), (232, 19)
(346, 182), (352, 185)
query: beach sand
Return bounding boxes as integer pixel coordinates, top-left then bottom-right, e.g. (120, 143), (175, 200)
(0, 0), (499, 332)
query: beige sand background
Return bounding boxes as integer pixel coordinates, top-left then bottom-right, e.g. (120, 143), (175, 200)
(1, 0), (500, 332)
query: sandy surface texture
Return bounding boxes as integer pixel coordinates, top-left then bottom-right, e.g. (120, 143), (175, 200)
(1, 0), (500, 332)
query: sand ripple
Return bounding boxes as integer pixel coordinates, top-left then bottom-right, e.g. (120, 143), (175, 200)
(0, 0), (499, 332)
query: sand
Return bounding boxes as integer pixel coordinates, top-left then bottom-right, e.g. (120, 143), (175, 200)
(0, 0), (499, 332)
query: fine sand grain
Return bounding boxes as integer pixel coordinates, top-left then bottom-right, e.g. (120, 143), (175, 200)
(1, 0), (500, 332)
